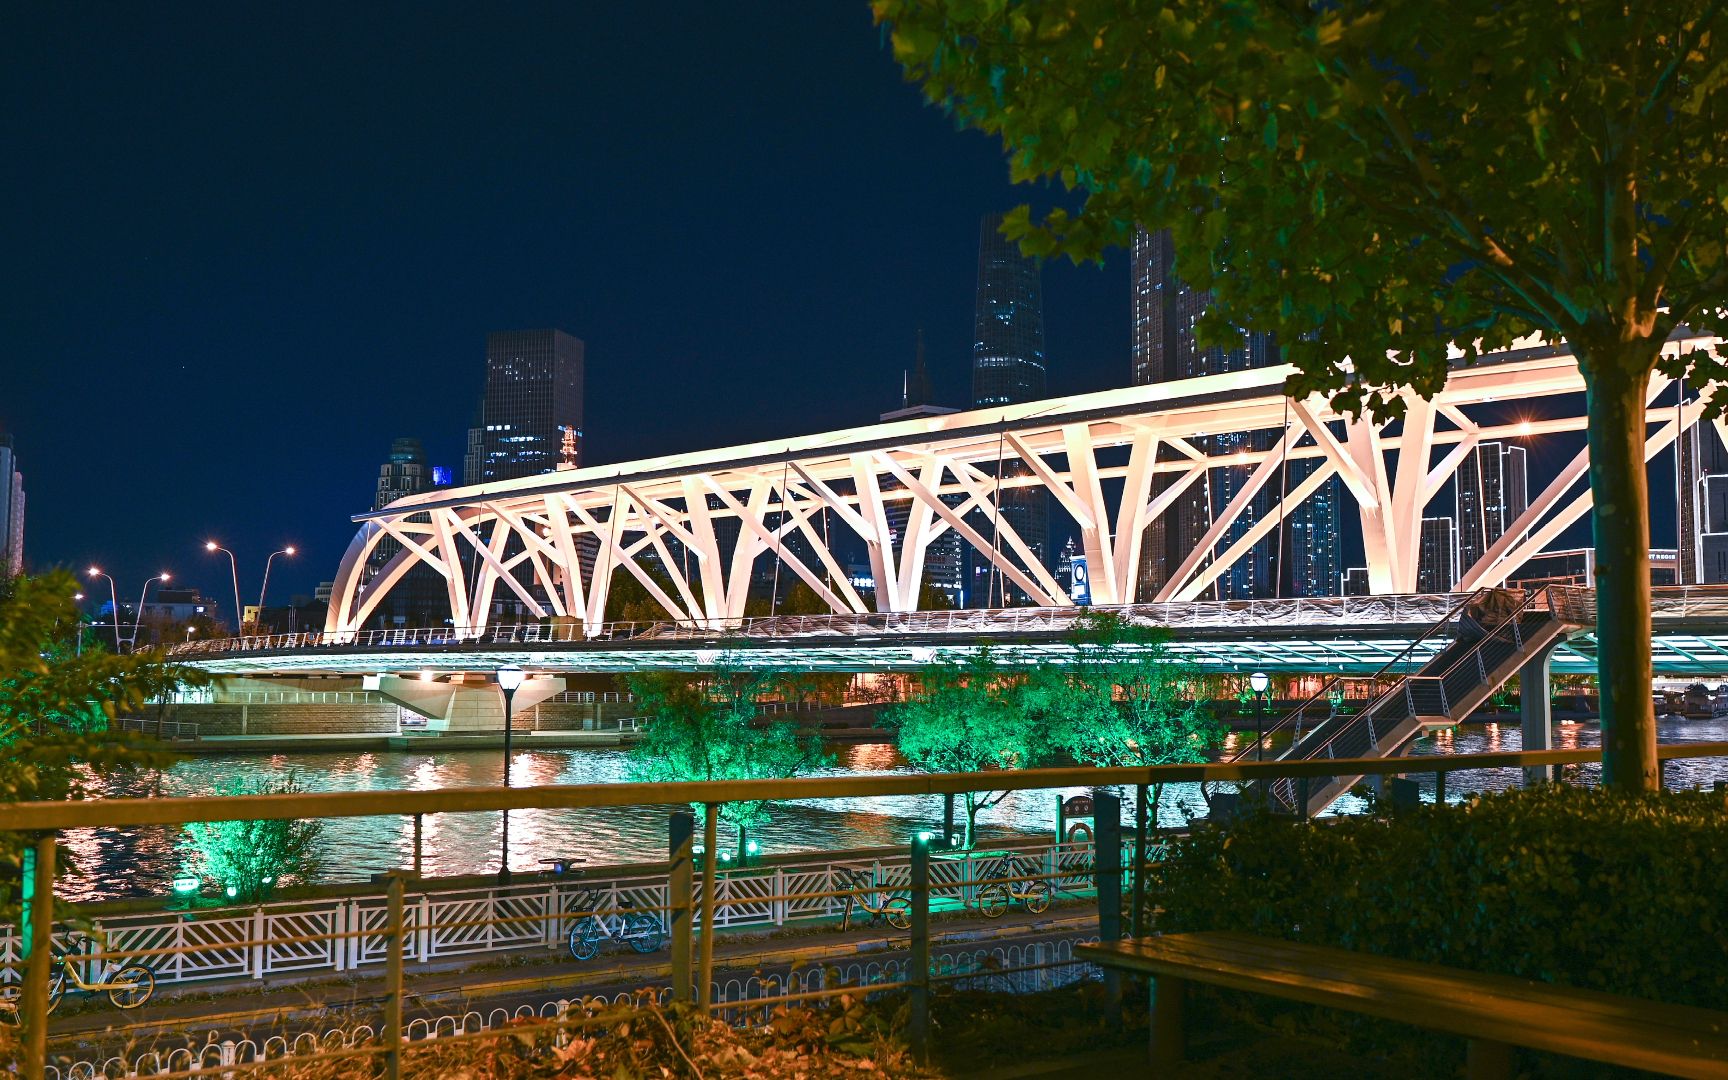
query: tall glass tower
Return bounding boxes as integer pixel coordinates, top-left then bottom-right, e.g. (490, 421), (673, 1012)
(478, 329), (585, 484)
(1129, 227), (1334, 598)
(971, 215), (1049, 601)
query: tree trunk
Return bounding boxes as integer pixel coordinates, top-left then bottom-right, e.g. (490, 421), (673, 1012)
(1583, 358), (1659, 791)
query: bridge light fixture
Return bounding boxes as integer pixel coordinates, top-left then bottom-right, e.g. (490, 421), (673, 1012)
(224, 884), (238, 900)
(171, 876), (199, 896)
(1249, 671), (1270, 695)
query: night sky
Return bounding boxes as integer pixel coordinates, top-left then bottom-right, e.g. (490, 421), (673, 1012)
(3, 5), (1128, 607)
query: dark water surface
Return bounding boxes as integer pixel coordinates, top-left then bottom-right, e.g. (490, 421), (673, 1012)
(59, 717), (1728, 902)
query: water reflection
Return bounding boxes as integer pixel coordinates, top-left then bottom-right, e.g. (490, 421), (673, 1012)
(59, 717), (1728, 902)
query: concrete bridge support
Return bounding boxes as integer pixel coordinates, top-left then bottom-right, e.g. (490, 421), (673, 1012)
(1521, 642), (1560, 787)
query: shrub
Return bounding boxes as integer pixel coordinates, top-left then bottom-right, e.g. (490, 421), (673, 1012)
(178, 773), (325, 903)
(1151, 785), (1728, 1008)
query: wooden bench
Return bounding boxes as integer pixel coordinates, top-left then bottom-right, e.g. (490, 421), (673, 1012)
(1078, 932), (1728, 1079)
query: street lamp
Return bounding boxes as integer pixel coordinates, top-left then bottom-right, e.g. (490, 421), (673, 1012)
(496, 665), (526, 884)
(1249, 671), (1271, 763)
(205, 542), (243, 639)
(256, 545), (296, 634)
(133, 572), (170, 652)
(87, 567), (121, 651)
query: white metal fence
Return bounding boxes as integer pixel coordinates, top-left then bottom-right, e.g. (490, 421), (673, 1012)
(2, 839), (1119, 992)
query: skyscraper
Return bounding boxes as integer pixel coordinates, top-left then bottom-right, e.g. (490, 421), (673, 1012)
(1455, 441), (1529, 577)
(0, 434), (22, 577)
(1131, 227), (1304, 599)
(477, 329), (585, 484)
(971, 215), (1049, 601)
(367, 437), (452, 626)
(1679, 422), (1728, 583)
(881, 332), (965, 607)
(1287, 463), (1343, 597)
(1417, 517), (1460, 593)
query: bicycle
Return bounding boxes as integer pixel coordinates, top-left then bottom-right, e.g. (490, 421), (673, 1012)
(974, 855), (1051, 919)
(566, 889), (663, 960)
(0, 931), (155, 1023)
(837, 868), (911, 931)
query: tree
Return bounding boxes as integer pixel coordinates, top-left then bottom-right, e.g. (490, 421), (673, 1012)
(1022, 610), (1222, 823)
(874, 1), (1728, 790)
(625, 657), (829, 859)
(0, 572), (190, 915)
(178, 773), (326, 903)
(885, 649), (1048, 847)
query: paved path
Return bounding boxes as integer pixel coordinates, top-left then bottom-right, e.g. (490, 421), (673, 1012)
(44, 906), (1096, 1065)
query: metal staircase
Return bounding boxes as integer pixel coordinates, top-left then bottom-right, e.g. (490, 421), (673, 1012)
(1239, 586), (1593, 817)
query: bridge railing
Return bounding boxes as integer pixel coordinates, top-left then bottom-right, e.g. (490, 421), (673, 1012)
(168, 592), (1514, 658)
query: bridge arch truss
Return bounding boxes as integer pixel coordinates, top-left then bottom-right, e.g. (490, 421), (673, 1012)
(326, 334), (1724, 641)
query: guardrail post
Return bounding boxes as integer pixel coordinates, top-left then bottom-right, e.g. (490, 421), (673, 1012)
(1093, 788), (1124, 1010)
(668, 809), (694, 1004)
(908, 831), (931, 1063)
(21, 832), (55, 1079)
(383, 872), (407, 1080)
(1131, 784), (1148, 937)
(412, 814), (424, 877)
(1435, 768), (1447, 806)
(697, 804), (719, 1013)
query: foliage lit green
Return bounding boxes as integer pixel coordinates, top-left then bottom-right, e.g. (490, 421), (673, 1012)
(873, 0), (1728, 785)
(1151, 785), (1728, 1006)
(178, 773), (327, 903)
(0, 572), (191, 916)
(625, 656), (829, 854)
(885, 649), (1048, 846)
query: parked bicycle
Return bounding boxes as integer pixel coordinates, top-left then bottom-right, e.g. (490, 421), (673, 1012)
(975, 854), (1051, 919)
(0, 931), (154, 1024)
(566, 889), (663, 960)
(837, 868), (911, 931)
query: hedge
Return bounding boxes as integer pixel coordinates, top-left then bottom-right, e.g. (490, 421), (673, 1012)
(1150, 785), (1728, 1008)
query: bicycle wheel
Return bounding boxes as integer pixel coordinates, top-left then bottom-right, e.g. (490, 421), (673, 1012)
(568, 919), (601, 961)
(626, 913), (662, 954)
(1022, 882), (1050, 914)
(107, 964), (154, 1009)
(46, 972), (64, 1015)
(0, 985), (19, 1027)
(977, 884), (1008, 919)
(882, 896), (912, 930)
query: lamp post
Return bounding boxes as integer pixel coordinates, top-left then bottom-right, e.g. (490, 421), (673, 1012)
(256, 546), (296, 634)
(74, 593), (85, 656)
(1249, 671), (1270, 763)
(496, 665), (526, 884)
(87, 567), (121, 651)
(133, 573), (170, 652)
(205, 542), (243, 639)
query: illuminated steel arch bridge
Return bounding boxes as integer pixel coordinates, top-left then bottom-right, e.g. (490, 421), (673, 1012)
(317, 332), (1725, 642)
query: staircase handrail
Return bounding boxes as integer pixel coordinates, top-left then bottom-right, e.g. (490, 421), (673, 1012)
(1276, 586), (1552, 775)
(1228, 589), (1487, 763)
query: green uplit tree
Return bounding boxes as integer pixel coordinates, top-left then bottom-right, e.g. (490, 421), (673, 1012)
(874, 0), (1728, 790)
(177, 773), (326, 903)
(1022, 610), (1222, 822)
(0, 571), (190, 915)
(886, 649), (1048, 847)
(625, 656), (829, 860)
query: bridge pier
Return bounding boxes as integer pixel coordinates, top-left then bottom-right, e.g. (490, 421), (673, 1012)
(1521, 642), (1560, 787)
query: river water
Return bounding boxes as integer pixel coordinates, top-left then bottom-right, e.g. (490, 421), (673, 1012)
(58, 716), (1728, 902)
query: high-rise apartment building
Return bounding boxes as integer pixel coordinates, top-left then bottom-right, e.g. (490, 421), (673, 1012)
(1131, 227), (1312, 598)
(1286, 462), (1343, 597)
(0, 434), (22, 577)
(971, 215), (1049, 602)
(475, 329), (585, 485)
(1455, 441), (1529, 577)
(1417, 516), (1460, 593)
